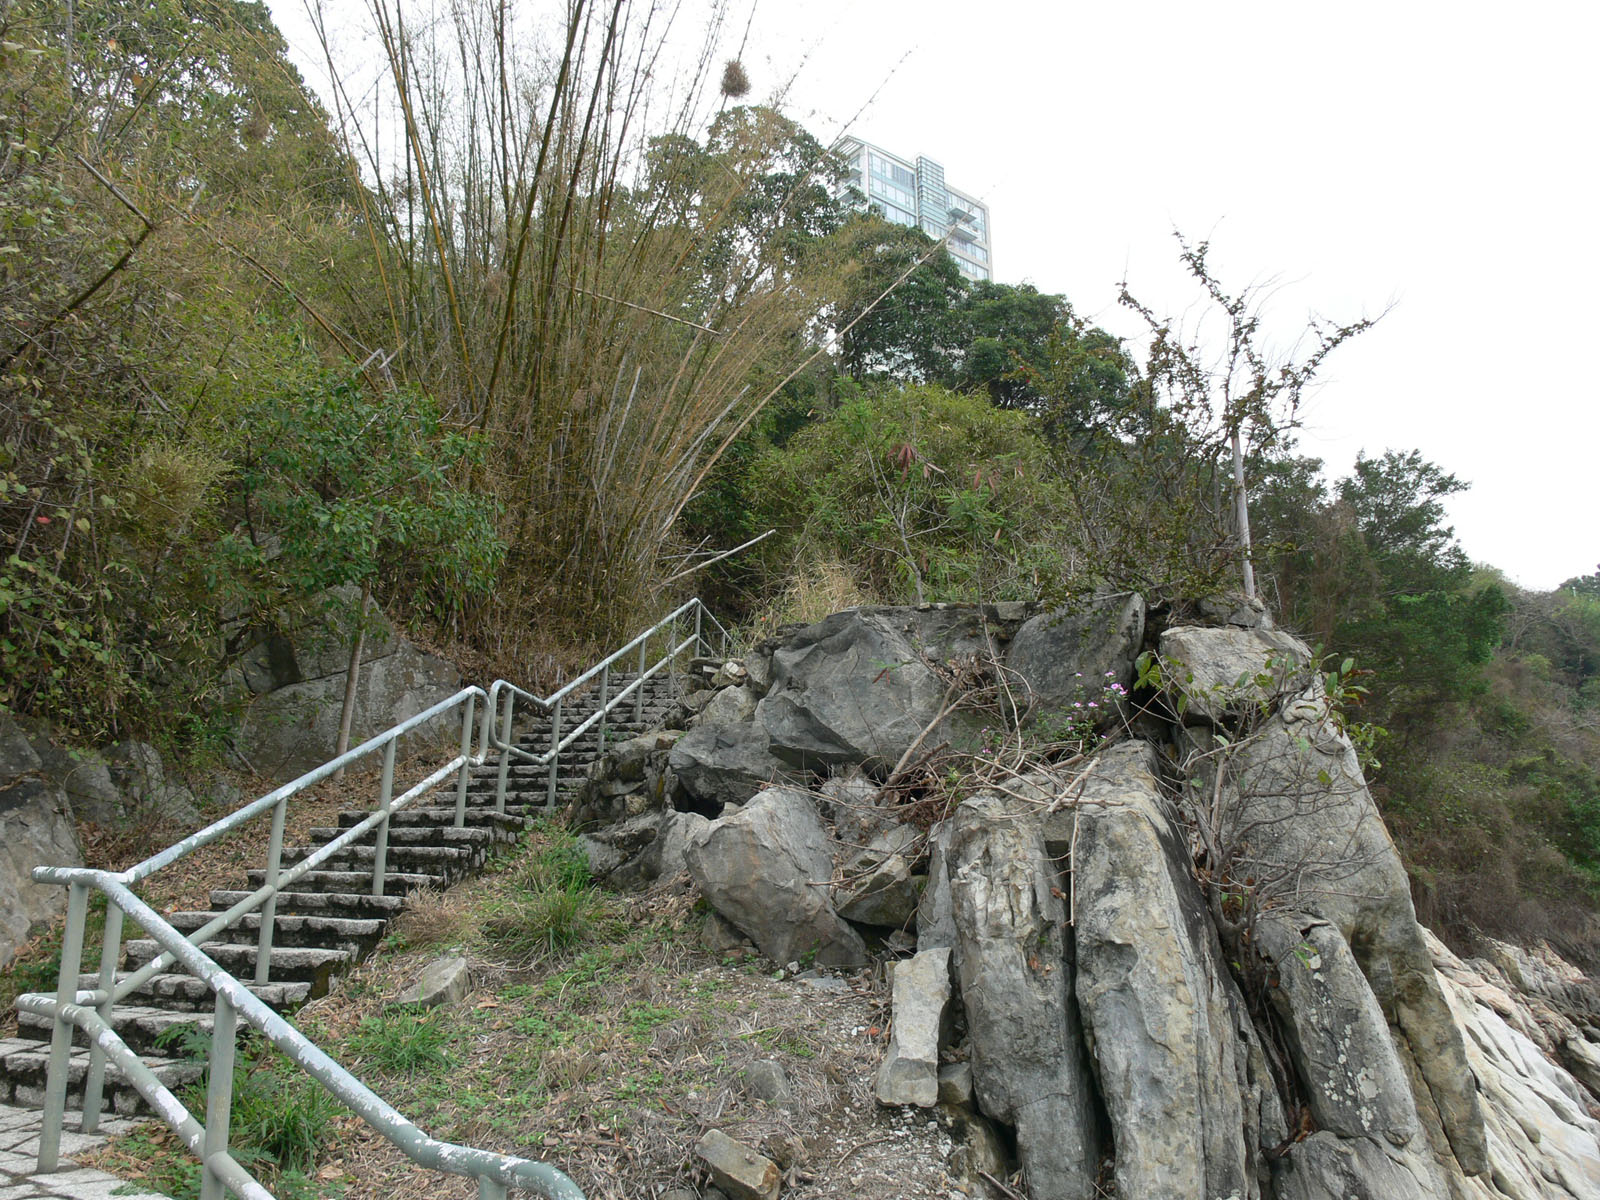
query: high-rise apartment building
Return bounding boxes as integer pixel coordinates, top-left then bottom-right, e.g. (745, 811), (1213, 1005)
(834, 136), (993, 283)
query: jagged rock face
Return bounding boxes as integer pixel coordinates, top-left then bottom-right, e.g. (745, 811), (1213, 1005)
(1158, 624), (1488, 1175)
(573, 601), (1600, 1199)
(1254, 916), (1421, 1145)
(1070, 740), (1261, 1200)
(1229, 696), (1487, 1173)
(236, 639), (462, 781)
(1005, 592), (1146, 723)
(1429, 932), (1600, 1200)
(0, 716), (83, 968)
(755, 608), (984, 772)
(936, 795), (1102, 1199)
(683, 786), (866, 969)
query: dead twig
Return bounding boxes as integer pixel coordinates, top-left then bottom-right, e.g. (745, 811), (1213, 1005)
(979, 1168), (1030, 1200)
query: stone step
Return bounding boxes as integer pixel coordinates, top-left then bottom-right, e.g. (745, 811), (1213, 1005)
(307, 824), (499, 851)
(123, 942), (351, 995)
(244, 867), (446, 896)
(18, 1005), (212, 1056)
(0, 655), (683, 1126)
(0, 1037), (204, 1118)
(211, 888), (408, 921)
(279, 842), (478, 881)
(73, 972), (311, 1013)
(336, 807), (526, 834)
(165, 911), (386, 957)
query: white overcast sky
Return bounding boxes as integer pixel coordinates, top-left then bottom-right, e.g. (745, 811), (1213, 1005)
(272, 1), (1598, 590)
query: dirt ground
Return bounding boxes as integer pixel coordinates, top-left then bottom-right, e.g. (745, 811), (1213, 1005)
(80, 831), (1037, 1200)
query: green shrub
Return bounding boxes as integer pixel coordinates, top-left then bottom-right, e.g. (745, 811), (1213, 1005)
(751, 384), (1072, 604)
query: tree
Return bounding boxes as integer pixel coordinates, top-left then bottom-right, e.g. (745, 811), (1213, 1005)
(751, 384), (1070, 605)
(832, 215), (966, 382)
(1033, 237), (1372, 602)
(953, 281), (1071, 408)
(0, 0), (364, 738)
(1562, 566), (1600, 600)
(1329, 451), (1508, 734)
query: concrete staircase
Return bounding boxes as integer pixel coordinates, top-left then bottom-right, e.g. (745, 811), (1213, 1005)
(1, 670), (681, 1118)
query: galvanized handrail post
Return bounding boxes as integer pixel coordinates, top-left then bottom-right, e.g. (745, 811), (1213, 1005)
(597, 664), (610, 751)
(199, 993), (239, 1200)
(694, 601), (704, 657)
(545, 697), (562, 809)
(453, 693), (476, 828)
(372, 741), (398, 897)
(80, 899), (125, 1132)
(635, 639), (647, 723)
(37, 881), (89, 1172)
(494, 690), (514, 815)
(255, 798), (287, 986)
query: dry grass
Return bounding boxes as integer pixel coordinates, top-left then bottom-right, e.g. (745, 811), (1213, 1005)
(750, 559), (877, 635)
(78, 817), (998, 1200)
(286, 865), (977, 1200)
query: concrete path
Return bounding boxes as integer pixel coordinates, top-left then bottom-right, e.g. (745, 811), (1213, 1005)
(0, 1104), (170, 1199)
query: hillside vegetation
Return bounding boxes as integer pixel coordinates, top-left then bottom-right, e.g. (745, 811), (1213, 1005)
(1, 0), (1596, 958)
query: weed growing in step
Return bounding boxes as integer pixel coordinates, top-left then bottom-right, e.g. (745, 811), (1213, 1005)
(478, 827), (609, 965)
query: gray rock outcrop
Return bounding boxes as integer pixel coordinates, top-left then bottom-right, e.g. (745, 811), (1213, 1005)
(1006, 592), (1146, 721)
(1223, 694), (1488, 1173)
(0, 717), (83, 968)
(563, 599), (1600, 1198)
(684, 786), (866, 969)
(668, 722), (797, 810)
(756, 608), (983, 771)
(938, 795), (1101, 1198)
(236, 639), (461, 780)
(1070, 740), (1259, 1200)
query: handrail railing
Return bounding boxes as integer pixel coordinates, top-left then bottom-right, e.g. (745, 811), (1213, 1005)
(22, 598), (734, 1199)
(19, 871), (582, 1200)
(485, 598), (733, 809)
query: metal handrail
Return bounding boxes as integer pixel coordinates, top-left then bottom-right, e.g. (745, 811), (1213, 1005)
(19, 872), (582, 1200)
(23, 598), (735, 1198)
(484, 598), (733, 809)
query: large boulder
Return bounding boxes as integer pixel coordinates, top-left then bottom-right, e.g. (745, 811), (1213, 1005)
(690, 684), (758, 730)
(233, 583), (400, 695)
(1255, 914), (1420, 1145)
(235, 639), (462, 781)
(684, 786), (866, 969)
(938, 795), (1101, 1199)
(668, 722), (798, 811)
(0, 717), (83, 968)
(25, 735), (124, 826)
(1070, 740), (1260, 1200)
(1220, 687), (1488, 1174)
(1005, 593), (1146, 722)
(105, 739), (200, 827)
(756, 608), (982, 772)
(1157, 624), (1315, 724)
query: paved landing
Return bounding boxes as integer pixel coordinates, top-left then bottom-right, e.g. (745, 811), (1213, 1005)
(0, 1104), (170, 1199)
